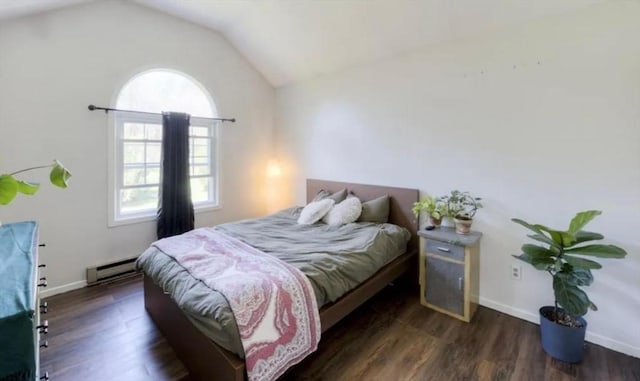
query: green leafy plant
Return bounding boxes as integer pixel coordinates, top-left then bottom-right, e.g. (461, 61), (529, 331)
(412, 194), (446, 219)
(441, 190), (483, 219)
(0, 160), (72, 205)
(512, 210), (627, 324)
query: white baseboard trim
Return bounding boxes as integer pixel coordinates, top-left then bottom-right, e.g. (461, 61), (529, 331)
(479, 297), (640, 359)
(39, 280), (87, 299)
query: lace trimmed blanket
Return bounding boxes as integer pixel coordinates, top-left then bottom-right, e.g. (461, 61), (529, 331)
(153, 228), (321, 381)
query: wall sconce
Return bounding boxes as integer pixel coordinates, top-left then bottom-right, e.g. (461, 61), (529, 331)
(266, 159), (283, 214)
(266, 159), (282, 178)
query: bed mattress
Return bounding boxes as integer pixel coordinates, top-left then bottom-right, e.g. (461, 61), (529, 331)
(137, 207), (410, 357)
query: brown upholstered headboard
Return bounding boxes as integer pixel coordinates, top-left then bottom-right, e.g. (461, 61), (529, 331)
(306, 179), (419, 254)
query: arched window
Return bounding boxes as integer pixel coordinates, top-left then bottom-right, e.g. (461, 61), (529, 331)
(110, 69), (219, 224)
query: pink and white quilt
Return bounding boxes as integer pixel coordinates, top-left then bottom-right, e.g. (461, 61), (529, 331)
(153, 228), (321, 381)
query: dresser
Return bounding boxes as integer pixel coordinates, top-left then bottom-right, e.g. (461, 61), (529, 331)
(0, 221), (48, 381)
(419, 227), (482, 322)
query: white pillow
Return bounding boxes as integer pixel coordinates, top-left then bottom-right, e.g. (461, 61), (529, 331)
(297, 198), (335, 225)
(322, 196), (362, 226)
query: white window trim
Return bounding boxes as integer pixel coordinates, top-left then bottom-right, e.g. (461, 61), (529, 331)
(107, 112), (221, 227)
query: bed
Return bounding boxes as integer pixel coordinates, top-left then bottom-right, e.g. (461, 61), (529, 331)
(141, 179), (418, 381)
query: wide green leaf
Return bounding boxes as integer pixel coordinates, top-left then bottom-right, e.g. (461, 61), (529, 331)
(532, 256), (556, 270)
(49, 160), (72, 188)
(534, 224), (576, 247)
(563, 254), (602, 270)
(533, 224), (563, 244)
(553, 275), (590, 316)
(573, 230), (604, 245)
(512, 218), (545, 235)
(17, 180), (40, 195)
(512, 253), (556, 271)
(565, 244), (627, 258)
(572, 267), (594, 286)
(527, 233), (560, 248)
(512, 254), (532, 265)
(568, 210), (602, 235)
(513, 254), (555, 270)
(556, 268), (594, 287)
(0, 175), (19, 205)
(521, 244), (556, 259)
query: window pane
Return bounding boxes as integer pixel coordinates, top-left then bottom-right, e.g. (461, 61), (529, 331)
(193, 156), (209, 165)
(193, 141), (209, 157)
(116, 71), (216, 117)
(120, 186), (158, 213)
(191, 137), (209, 148)
(124, 142), (145, 164)
(190, 126), (210, 137)
(146, 124), (162, 140)
(191, 164), (209, 176)
(146, 142), (161, 163)
(123, 123), (144, 139)
(146, 166), (160, 184)
(190, 177), (210, 203)
(123, 166), (145, 186)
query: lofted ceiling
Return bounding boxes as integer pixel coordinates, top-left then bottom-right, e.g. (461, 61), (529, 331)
(1, 0), (605, 87)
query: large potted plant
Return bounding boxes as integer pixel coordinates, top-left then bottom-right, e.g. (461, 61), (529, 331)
(441, 190), (482, 234)
(412, 194), (446, 227)
(512, 210), (627, 363)
(0, 160), (71, 206)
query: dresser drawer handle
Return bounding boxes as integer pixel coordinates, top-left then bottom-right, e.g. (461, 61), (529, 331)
(40, 302), (48, 314)
(436, 246), (451, 253)
(37, 320), (48, 334)
(38, 277), (47, 287)
(39, 243), (46, 247)
(40, 371), (49, 380)
(39, 264), (46, 268)
(40, 340), (49, 348)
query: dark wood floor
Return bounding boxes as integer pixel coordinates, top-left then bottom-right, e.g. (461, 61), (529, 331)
(40, 275), (639, 381)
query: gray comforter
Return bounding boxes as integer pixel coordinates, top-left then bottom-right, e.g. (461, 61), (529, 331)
(137, 207), (410, 357)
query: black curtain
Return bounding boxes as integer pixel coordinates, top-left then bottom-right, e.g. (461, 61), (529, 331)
(157, 112), (194, 239)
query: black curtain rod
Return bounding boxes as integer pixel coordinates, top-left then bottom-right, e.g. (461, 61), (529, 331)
(87, 104), (236, 123)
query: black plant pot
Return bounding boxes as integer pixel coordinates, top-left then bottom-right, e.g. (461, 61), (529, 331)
(539, 306), (587, 363)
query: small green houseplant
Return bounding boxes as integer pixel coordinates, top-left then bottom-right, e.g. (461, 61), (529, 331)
(412, 195), (446, 227)
(512, 210), (626, 363)
(0, 160), (71, 205)
(441, 190), (482, 234)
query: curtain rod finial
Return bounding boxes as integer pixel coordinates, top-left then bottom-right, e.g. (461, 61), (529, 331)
(88, 104), (96, 111)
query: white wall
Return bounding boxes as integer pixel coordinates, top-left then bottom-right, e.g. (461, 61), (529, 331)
(0, 1), (275, 294)
(276, 2), (640, 357)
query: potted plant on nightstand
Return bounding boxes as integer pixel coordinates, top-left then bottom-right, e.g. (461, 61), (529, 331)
(441, 190), (482, 234)
(412, 195), (446, 227)
(512, 210), (627, 363)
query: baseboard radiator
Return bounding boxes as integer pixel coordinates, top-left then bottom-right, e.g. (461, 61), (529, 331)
(86, 256), (138, 286)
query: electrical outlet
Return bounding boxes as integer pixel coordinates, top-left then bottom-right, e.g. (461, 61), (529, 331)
(511, 264), (522, 280)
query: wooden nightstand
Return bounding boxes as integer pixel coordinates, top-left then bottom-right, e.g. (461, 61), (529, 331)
(418, 227), (482, 322)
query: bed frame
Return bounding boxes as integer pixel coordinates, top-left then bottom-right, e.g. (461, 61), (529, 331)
(143, 179), (419, 381)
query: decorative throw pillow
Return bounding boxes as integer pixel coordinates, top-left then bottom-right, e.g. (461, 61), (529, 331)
(327, 188), (348, 204)
(312, 189), (332, 202)
(357, 194), (390, 223)
(298, 198), (335, 225)
(322, 195), (362, 226)
(312, 188), (348, 204)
